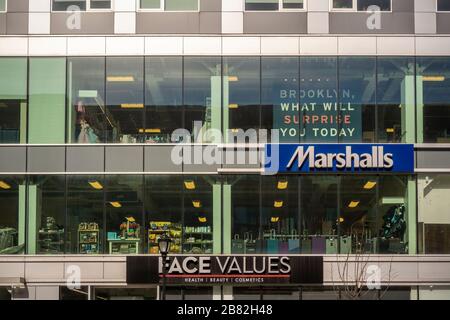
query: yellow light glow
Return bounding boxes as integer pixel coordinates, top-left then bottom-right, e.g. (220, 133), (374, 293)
(348, 201), (360, 208)
(228, 104), (239, 109)
(228, 76), (239, 82)
(88, 181), (103, 190)
(363, 181), (377, 190)
(271, 216), (280, 223)
(192, 200), (202, 208)
(274, 200), (283, 208)
(198, 216), (207, 223)
(338, 217), (345, 223)
(121, 103), (144, 109)
(277, 180), (288, 190)
(386, 128), (395, 133)
(231, 129), (239, 133)
(184, 180), (196, 190)
(138, 128), (161, 133)
(106, 76), (135, 82)
(423, 76), (445, 82)
(0, 181), (11, 190)
(109, 201), (122, 208)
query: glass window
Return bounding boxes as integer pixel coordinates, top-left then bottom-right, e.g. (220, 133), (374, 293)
(165, 0), (198, 11)
(300, 57), (338, 143)
(52, 0), (87, 11)
(377, 57), (415, 143)
(282, 0), (304, 9)
(0, 58), (27, 143)
(105, 176), (144, 254)
(184, 57), (221, 143)
(438, 0), (450, 11)
(145, 57), (182, 143)
(140, 0), (161, 9)
(223, 57), (261, 138)
(89, 0), (111, 9)
(66, 176), (104, 254)
(0, 176), (25, 255)
(416, 57), (450, 143)
(262, 57), (299, 142)
(338, 57), (376, 143)
(106, 57), (144, 143)
(333, 0), (353, 9)
(29, 58), (66, 144)
(68, 57), (106, 144)
(0, 0), (5, 12)
(245, 0), (279, 11)
(357, 0), (391, 11)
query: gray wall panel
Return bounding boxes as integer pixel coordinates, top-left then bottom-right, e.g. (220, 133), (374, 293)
(437, 13), (450, 34)
(200, 0), (221, 12)
(27, 147), (65, 173)
(50, 12), (114, 34)
(7, 0), (29, 12)
(144, 146), (182, 173)
(66, 146), (104, 173)
(6, 13), (29, 34)
(105, 146), (143, 172)
(199, 12), (221, 34)
(136, 12), (200, 34)
(182, 146), (220, 173)
(0, 147), (27, 173)
(244, 12), (307, 34)
(329, 13), (414, 34)
(417, 150), (450, 170)
(0, 14), (6, 35)
(222, 149), (262, 169)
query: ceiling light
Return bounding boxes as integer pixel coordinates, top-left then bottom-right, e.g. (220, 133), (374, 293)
(0, 181), (11, 190)
(277, 180), (288, 190)
(228, 104), (239, 109)
(110, 201), (122, 208)
(348, 201), (360, 208)
(338, 217), (345, 223)
(88, 181), (103, 190)
(274, 200), (283, 208)
(198, 216), (207, 223)
(423, 76), (445, 82)
(386, 128), (394, 133)
(192, 200), (201, 208)
(139, 128), (161, 133)
(271, 216), (280, 223)
(106, 76), (135, 82)
(228, 76), (239, 82)
(363, 181), (377, 190)
(184, 180), (196, 190)
(121, 104), (144, 109)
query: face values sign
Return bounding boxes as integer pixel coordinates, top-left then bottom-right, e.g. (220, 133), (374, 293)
(264, 144), (415, 174)
(126, 255), (323, 285)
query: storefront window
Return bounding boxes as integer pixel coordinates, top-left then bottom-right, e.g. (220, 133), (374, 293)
(66, 176), (104, 254)
(145, 57), (183, 143)
(0, 176), (25, 254)
(165, 0), (198, 11)
(52, 0), (87, 11)
(105, 176), (144, 254)
(0, 58), (27, 143)
(357, 0), (391, 11)
(245, 0), (279, 11)
(438, 0), (450, 11)
(106, 57), (144, 143)
(68, 57), (106, 144)
(416, 57), (450, 143)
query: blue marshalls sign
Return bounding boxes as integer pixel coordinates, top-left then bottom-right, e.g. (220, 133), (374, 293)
(264, 144), (415, 174)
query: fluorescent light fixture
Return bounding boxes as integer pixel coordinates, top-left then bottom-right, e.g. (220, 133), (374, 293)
(109, 201), (122, 208)
(192, 200), (201, 208)
(0, 181), (11, 190)
(184, 180), (196, 190)
(348, 201), (360, 208)
(386, 128), (395, 133)
(228, 76), (239, 82)
(277, 180), (288, 190)
(139, 128), (161, 133)
(228, 104), (239, 109)
(106, 76), (135, 82)
(198, 216), (207, 223)
(271, 216), (280, 223)
(88, 181), (103, 190)
(363, 181), (377, 190)
(423, 76), (445, 82)
(121, 104), (144, 109)
(274, 200), (283, 208)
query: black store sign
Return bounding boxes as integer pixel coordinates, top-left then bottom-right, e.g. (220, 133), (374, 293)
(127, 255), (323, 285)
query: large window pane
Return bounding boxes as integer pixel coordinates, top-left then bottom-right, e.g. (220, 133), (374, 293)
(140, 0), (161, 9)
(333, 0), (353, 9)
(377, 57), (415, 143)
(339, 57), (376, 143)
(90, 0), (111, 9)
(68, 57), (106, 143)
(67, 176), (104, 254)
(52, 0), (86, 11)
(438, 0), (450, 11)
(184, 57), (221, 143)
(300, 57), (338, 142)
(282, 0), (304, 9)
(29, 58), (66, 144)
(106, 57), (144, 143)
(357, 0), (391, 11)
(0, 0), (5, 11)
(0, 176), (25, 254)
(262, 57), (299, 142)
(417, 57), (450, 143)
(245, 0), (279, 11)
(145, 57), (182, 143)
(165, 0), (198, 11)
(0, 58), (27, 143)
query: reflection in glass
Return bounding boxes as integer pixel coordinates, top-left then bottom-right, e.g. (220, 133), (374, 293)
(106, 57), (144, 143)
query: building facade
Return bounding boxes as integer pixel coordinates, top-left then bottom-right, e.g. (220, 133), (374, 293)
(0, 0), (450, 300)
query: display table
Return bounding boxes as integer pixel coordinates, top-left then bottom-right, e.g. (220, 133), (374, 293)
(108, 239), (140, 254)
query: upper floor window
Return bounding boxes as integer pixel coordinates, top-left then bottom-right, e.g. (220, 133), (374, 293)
(52, 0), (111, 11)
(0, 0), (6, 12)
(245, 0), (304, 11)
(332, 0), (391, 11)
(437, 0), (450, 12)
(140, 0), (199, 11)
